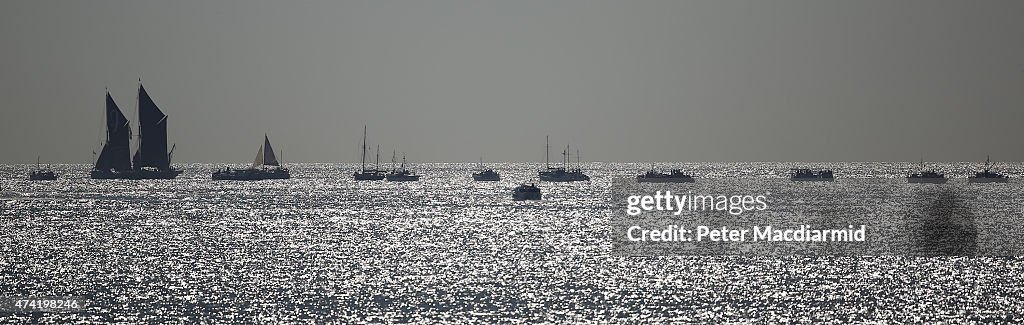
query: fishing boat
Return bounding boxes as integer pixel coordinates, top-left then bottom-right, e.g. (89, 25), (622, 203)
(28, 156), (57, 181)
(212, 134), (290, 180)
(968, 155), (1009, 183)
(790, 168), (834, 181)
(637, 164), (694, 183)
(386, 151), (420, 182)
(91, 82), (182, 179)
(472, 157), (500, 181)
(538, 136), (589, 182)
(512, 183), (542, 200)
(907, 159), (946, 184)
(353, 125), (386, 181)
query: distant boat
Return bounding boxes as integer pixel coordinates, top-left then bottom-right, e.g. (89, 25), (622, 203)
(513, 183), (542, 200)
(637, 164), (694, 183)
(538, 136), (590, 182)
(353, 125), (386, 181)
(386, 151), (420, 182)
(472, 157), (500, 181)
(29, 156), (57, 181)
(91, 83), (182, 179)
(212, 134), (290, 180)
(790, 168), (834, 181)
(907, 159), (946, 183)
(968, 155), (1009, 183)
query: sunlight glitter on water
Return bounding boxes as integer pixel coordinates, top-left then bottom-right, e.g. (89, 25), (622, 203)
(2, 162), (1024, 323)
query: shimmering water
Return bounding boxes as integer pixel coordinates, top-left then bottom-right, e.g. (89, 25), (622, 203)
(2, 162), (1023, 323)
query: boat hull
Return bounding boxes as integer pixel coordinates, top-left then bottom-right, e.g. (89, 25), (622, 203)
(354, 172), (386, 181)
(907, 177), (947, 184)
(512, 183), (542, 200)
(538, 172), (590, 182)
(968, 177), (1009, 183)
(212, 168), (290, 181)
(91, 168), (183, 180)
(539, 177), (589, 182)
(29, 171), (57, 181)
(637, 176), (694, 183)
(791, 177), (834, 182)
(386, 174), (420, 182)
(473, 174), (500, 181)
(513, 192), (542, 200)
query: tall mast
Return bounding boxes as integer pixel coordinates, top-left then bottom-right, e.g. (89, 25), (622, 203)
(564, 144), (569, 169)
(134, 79), (140, 162)
(375, 145), (380, 171)
(545, 135), (550, 169)
(361, 125), (367, 171)
(576, 148), (580, 170)
(392, 149), (397, 172)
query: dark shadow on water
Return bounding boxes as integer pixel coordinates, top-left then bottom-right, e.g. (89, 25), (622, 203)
(909, 188), (978, 256)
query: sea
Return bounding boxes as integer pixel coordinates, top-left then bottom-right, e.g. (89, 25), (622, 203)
(2, 162), (1023, 323)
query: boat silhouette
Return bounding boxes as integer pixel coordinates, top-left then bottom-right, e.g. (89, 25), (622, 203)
(538, 136), (589, 182)
(472, 157), (500, 181)
(637, 164), (694, 183)
(212, 134), (290, 180)
(968, 155), (1009, 183)
(790, 168), (834, 181)
(513, 183), (542, 200)
(386, 151), (420, 182)
(29, 156), (56, 181)
(907, 159), (946, 183)
(91, 82), (182, 179)
(354, 125), (386, 181)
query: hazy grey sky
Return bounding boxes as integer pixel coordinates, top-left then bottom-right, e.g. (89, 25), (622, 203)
(2, 0), (1023, 163)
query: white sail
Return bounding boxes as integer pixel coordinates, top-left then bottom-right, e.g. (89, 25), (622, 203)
(252, 143), (265, 168)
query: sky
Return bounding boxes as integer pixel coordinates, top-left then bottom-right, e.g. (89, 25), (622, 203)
(2, 0), (1023, 163)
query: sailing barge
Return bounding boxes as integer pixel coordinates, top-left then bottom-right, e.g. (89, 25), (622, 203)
(91, 83), (182, 179)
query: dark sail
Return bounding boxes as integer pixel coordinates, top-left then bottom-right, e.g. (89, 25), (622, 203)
(253, 134), (280, 167)
(95, 93), (132, 172)
(263, 135), (280, 166)
(133, 84), (170, 170)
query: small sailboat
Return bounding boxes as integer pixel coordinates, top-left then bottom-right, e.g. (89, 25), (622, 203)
(513, 183), (542, 200)
(386, 151), (420, 182)
(91, 82), (182, 179)
(472, 157), (500, 181)
(353, 125), (386, 181)
(907, 159), (946, 183)
(968, 155), (1009, 183)
(538, 136), (590, 182)
(212, 134), (290, 180)
(29, 156), (57, 181)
